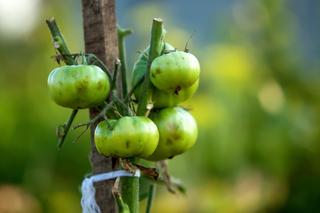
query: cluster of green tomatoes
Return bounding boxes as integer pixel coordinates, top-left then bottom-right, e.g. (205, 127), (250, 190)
(48, 43), (200, 161)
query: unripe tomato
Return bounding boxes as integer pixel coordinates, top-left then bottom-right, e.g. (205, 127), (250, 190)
(48, 65), (110, 109)
(152, 79), (199, 108)
(94, 116), (159, 158)
(146, 107), (198, 161)
(131, 43), (175, 92)
(150, 51), (200, 93)
(132, 44), (199, 108)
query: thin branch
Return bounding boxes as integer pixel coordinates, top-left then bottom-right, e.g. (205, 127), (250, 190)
(73, 101), (114, 130)
(159, 160), (175, 193)
(57, 109), (78, 149)
(111, 59), (121, 91)
(142, 175), (186, 195)
(46, 18), (75, 65)
(86, 53), (112, 79)
(146, 184), (156, 213)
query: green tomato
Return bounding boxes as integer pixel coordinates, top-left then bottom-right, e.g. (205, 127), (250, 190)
(48, 65), (110, 109)
(150, 51), (200, 93)
(146, 107), (198, 161)
(152, 79), (199, 108)
(132, 44), (199, 108)
(94, 116), (159, 158)
(131, 43), (175, 91)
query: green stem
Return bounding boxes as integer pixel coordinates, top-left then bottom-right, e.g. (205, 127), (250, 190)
(46, 18), (75, 65)
(117, 25), (132, 98)
(146, 184), (156, 213)
(137, 18), (165, 116)
(121, 176), (140, 213)
(58, 109), (78, 148)
(114, 191), (130, 213)
(120, 18), (165, 213)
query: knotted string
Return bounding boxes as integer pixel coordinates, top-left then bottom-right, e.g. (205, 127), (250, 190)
(81, 170), (141, 213)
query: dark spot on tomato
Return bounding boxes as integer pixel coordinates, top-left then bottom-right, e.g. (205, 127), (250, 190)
(166, 138), (174, 145)
(97, 81), (103, 90)
(168, 156), (174, 159)
(76, 81), (88, 93)
(155, 68), (161, 74)
(174, 86), (181, 95)
(151, 73), (156, 79)
(125, 141), (130, 149)
(171, 132), (181, 140)
(76, 85), (86, 93)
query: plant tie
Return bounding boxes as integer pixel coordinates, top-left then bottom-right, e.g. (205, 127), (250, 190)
(81, 169), (141, 213)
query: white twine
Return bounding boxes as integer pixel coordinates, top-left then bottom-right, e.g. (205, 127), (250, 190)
(81, 170), (141, 213)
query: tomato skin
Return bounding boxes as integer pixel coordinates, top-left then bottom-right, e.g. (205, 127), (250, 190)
(152, 79), (199, 108)
(150, 51), (200, 93)
(146, 107), (198, 161)
(48, 65), (110, 109)
(94, 116), (159, 158)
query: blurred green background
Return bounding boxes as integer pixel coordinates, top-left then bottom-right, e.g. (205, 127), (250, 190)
(0, 0), (320, 212)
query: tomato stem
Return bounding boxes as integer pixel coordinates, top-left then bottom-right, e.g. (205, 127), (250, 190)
(120, 18), (165, 213)
(117, 25), (132, 99)
(146, 184), (156, 213)
(57, 109), (78, 149)
(136, 18), (165, 116)
(46, 18), (75, 65)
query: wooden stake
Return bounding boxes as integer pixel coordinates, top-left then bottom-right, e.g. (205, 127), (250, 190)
(82, 0), (119, 212)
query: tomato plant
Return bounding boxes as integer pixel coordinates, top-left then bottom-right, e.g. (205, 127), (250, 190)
(94, 116), (159, 158)
(146, 107), (198, 161)
(47, 17), (200, 213)
(48, 65), (110, 109)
